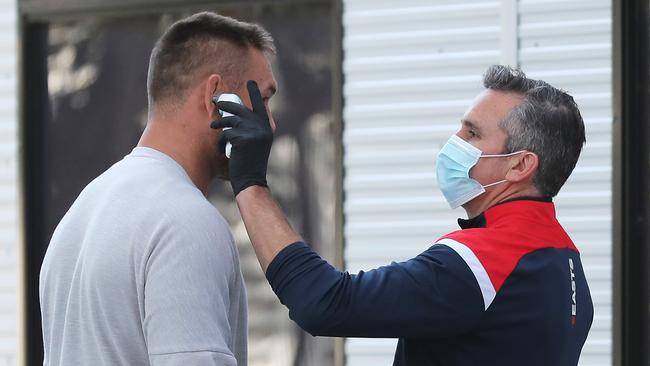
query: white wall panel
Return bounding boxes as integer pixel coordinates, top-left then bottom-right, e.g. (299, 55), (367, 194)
(343, 1), (503, 365)
(342, 0), (612, 365)
(519, 1), (612, 365)
(0, 0), (18, 365)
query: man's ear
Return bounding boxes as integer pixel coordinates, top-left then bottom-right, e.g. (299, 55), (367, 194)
(203, 74), (223, 120)
(505, 151), (539, 183)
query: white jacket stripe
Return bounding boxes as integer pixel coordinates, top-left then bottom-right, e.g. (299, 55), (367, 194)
(437, 238), (496, 310)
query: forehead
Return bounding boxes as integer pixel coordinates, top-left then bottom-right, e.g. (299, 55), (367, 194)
(463, 89), (524, 131)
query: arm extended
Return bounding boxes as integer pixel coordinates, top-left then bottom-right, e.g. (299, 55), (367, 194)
(219, 81), (485, 338)
(237, 186), (485, 338)
(236, 186), (302, 272)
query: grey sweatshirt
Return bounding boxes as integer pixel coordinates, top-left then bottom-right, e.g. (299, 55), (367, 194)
(40, 147), (247, 366)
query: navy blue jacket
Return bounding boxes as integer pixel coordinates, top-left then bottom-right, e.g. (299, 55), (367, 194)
(266, 198), (593, 365)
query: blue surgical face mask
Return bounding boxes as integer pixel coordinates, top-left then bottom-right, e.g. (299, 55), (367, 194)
(435, 134), (524, 209)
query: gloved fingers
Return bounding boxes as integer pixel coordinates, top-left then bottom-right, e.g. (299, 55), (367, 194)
(246, 80), (268, 124)
(211, 116), (241, 130)
(217, 129), (236, 154)
(215, 100), (253, 119)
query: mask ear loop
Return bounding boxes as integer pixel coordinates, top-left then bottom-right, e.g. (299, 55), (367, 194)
(478, 150), (527, 188)
(482, 179), (507, 189)
(481, 150), (526, 158)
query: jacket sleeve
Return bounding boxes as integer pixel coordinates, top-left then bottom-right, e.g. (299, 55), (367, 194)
(265, 242), (486, 338)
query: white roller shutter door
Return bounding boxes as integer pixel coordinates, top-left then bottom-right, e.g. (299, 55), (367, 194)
(518, 1), (612, 365)
(342, 0), (611, 365)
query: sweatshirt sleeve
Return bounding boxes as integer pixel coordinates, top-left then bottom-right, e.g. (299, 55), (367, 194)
(265, 242), (486, 338)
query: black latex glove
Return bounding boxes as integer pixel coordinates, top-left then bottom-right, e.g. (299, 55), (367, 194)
(211, 80), (273, 196)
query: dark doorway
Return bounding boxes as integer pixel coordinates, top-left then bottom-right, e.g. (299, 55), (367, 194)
(20, 2), (342, 365)
(613, 0), (650, 365)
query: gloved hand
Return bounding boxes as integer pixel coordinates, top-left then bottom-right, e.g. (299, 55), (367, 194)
(211, 80), (273, 196)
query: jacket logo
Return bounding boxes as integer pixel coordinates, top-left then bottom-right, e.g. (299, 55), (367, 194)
(569, 258), (577, 327)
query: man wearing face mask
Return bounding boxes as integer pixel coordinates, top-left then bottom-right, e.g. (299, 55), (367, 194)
(215, 65), (593, 365)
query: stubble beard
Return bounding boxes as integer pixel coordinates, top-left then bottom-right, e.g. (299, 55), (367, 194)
(212, 152), (230, 181)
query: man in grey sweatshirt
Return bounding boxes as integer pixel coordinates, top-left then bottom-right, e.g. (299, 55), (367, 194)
(39, 12), (279, 366)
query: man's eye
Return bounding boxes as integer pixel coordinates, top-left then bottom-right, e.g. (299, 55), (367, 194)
(468, 130), (477, 138)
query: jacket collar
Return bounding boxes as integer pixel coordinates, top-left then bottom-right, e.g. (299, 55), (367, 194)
(457, 196), (553, 229)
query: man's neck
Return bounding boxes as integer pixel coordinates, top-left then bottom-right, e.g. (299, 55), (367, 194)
(138, 120), (212, 196)
(464, 186), (542, 218)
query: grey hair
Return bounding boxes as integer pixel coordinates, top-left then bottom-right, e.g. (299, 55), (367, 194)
(147, 12), (276, 112)
(483, 65), (586, 197)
